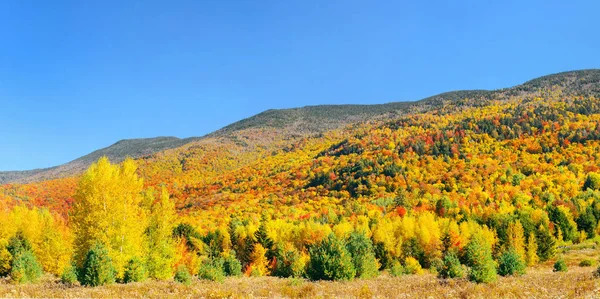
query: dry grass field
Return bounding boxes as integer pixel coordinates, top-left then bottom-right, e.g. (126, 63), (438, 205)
(1, 246), (599, 299)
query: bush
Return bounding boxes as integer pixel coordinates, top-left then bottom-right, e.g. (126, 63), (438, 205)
(198, 258), (225, 282)
(403, 257), (423, 275)
(174, 265), (192, 285)
(497, 248), (526, 276)
(273, 245), (305, 278)
(437, 252), (464, 279)
(60, 263), (79, 286)
(345, 232), (379, 279)
(10, 250), (43, 284)
(123, 257), (147, 283)
(465, 232), (497, 283)
(79, 243), (116, 287)
(389, 261), (404, 277)
(553, 257), (568, 272)
(579, 259), (594, 267)
(222, 254), (242, 277)
(306, 234), (356, 281)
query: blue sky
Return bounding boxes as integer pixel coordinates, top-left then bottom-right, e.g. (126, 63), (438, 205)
(0, 0), (599, 171)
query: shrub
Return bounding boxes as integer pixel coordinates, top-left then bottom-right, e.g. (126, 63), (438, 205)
(123, 257), (147, 283)
(437, 252), (464, 279)
(345, 232), (379, 279)
(403, 257), (423, 275)
(273, 245), (305, 278)
(553, 257), (568, 272)
(465, 232), (497, 283)
(223, 254), (242, 277)
(389, 261), (404, 277)
(174, 265), (192, 285)
(497, 248), (526, 276)
(306, 234), (356, 281)
(10, 250), (43, 284)
(198, 258), (225, 282)
(579, 259), (594, 267)
(60, 263), (79, 286)
(79, 243), (116, 287)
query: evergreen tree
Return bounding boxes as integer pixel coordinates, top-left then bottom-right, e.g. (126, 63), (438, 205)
(536, 225), (556, 262)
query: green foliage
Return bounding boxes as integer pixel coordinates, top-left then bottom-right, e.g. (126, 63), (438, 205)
(198, 258), (225, 282)
(79, 243), (116, 287)
(173, 223), (202, 251)
(465, 232), (497, 283)
(553, 257), (568, 272)
(536, 226), (557, 262)
(61, 263), (79, 286)
(254, 219), (275, 260)
(579, 259), (594, 267)
(389, 261), (404, 277)
(273, 245), (305, 278)
(437, 252), (464, 279)
(10, 250), (43, 284)
(345, 232), (379, 279)
(497, 248), (526, 277)
(222, 254), (243, 277)
(583, 173), (600, 191)
(123, 257), (147, 283)
(7, 232), (33, 257)
(0, 241), (11, 277)
(306, 234), (356, 281)
(548, 206), (578, 242)
(174, 265), (192, 285)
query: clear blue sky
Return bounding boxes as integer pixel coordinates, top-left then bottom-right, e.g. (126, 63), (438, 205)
(1, 0), (599, 171)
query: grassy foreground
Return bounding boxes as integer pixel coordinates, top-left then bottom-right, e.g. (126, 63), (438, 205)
(1, 247), (599, 298)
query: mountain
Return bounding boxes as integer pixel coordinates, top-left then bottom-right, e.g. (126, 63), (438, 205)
(2, 69), (599, 185)
(0, 137), (200, 184)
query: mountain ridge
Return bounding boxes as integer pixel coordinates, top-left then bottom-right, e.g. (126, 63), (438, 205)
(2, 69), (599, 184)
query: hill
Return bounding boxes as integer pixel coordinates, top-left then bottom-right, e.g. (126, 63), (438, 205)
(4, 69), (598, 185)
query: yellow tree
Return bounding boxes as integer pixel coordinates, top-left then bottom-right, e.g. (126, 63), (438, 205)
(71, 157), (146, 279)
(146, 186), (177, 279)
(506, 220), (525, 260)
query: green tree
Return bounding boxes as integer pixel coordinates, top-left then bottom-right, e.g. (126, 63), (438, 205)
(306, 234), (356, 281)
(123, 257), (147, 283)
(497, 248), (526, 276)
(536, 225), (556, 262)
(465, 231), (497, 283)
(10, 250), (43, 284)
(79, 243), (116, 287)
(345, 231), (379, 279)
(583, 172), (600, 191)
(437, 252), (464, 279)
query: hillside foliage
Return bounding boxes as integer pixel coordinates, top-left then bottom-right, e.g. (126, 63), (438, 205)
(1, 81), (600, 284)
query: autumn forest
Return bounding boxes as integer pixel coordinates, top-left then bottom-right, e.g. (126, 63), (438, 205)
(2, 70), (600, 297)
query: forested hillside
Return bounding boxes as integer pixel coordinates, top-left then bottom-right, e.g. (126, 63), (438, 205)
(1, 70), (600, 291)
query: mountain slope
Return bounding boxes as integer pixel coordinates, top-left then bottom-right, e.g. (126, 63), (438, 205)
(0, 137), (200, 184)
(2, 69), (599, 185)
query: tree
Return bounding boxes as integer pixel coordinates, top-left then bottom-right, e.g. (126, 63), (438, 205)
(306, 234), (356, 281)
(10, 250), (43, 284)
(146, 186), (177, 280)
(437, 252), (463, 279)
(79, 243), (116, 287)
(345, 231), (379, 278)
(536, 225), (556, 262)
(248, 243), (269, 276)
(465, 231), (497, 283)
(525, 233), (539, 266)
(71, 157), (146, 280)
(506, 220), (526, 260)
(583, 173), (600, 191)
(497, 248), (526, 276)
